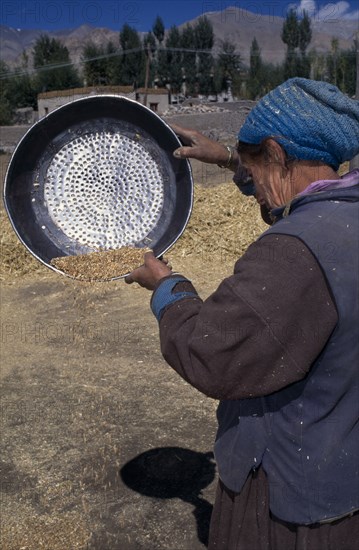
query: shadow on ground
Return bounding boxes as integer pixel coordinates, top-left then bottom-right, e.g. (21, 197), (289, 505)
(121, 447), (215, 546)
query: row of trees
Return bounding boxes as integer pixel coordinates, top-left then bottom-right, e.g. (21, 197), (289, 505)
(0, 12), (356, 125)
(247, 10), (356, 100)
(82, 16), (226, 95)
(0, 35), (81, 123)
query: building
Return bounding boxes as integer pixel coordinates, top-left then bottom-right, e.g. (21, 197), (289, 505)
(37, 86), (170, 118)
(135, 88), (171, 114)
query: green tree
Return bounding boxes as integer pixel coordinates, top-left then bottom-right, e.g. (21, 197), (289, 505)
(326, 42), (356, 94)
(152, 16), (165, 45)
(180, 24), (197, 94)
(0, 60), (14, 124)
(281, 9), (300, 50)
(6, 51), (37, 109)
(299, 11), (312, 55)
(298, 11), (312, 77)
(282, 9), (300, 79)
(82, 41), (109, 86)
(143, 32), (157, 90)
(215, 39), (241, 95)
(194, 15), (214, 50)
(335, 45), (356, 95)
(7, 72), (37, 109)
(0, 54), (37, 122)
(247, 37), (263, 99)
(82, 41), (121, 86)
(119, 24), (145, 87)
(194, 16), (214, 94)
(164, 26), (182, 92)
(261, 62), (284, 92)
(143, 32), (156, 56)
(151, 16), (167, 89)
(308, 48), (327, 81)
(106, 41), (122, 84)
(327, 37), (340, 86)
(217, 40), (241, 78)
(33, 34), (81, 92)
(281, 9), (312, 79)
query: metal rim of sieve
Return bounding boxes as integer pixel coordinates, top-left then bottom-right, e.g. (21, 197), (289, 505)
(3, 95), (194, 280)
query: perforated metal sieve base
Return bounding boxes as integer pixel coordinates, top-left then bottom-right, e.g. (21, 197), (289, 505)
(4, 95), (193, 279)
(44, 131), (164, 250)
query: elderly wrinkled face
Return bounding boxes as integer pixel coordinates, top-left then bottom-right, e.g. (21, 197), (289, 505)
(239, 138), (340, 209)
(239, 139), (294, 209)
(240, 156), (285, 209)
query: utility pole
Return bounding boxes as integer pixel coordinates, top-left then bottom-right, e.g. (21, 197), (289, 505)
(143, 46), (151, 107)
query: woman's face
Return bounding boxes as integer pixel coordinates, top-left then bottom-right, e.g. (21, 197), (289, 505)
(240, 140), (339, 208)
(241, 156), (283, 209)
(240, 141), (294, 209)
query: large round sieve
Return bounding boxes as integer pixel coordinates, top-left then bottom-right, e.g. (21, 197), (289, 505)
(3, 95), (193, 279)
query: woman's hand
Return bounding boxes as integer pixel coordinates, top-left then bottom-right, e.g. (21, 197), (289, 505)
(125, 252), (172, 291)
(171, 122), (239, 170)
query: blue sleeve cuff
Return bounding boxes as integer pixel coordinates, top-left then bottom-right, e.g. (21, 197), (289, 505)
(151, 276), (198, 322)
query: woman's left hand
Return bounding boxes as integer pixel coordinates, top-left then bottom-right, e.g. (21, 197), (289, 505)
(171, 122), (239, 170)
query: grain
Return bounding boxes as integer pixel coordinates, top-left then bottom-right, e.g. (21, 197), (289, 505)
(50, 247), (151, 281)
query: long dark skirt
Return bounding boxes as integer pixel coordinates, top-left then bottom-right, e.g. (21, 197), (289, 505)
(209, 467), (359, 550)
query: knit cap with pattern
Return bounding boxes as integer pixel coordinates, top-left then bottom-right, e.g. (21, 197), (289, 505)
(238, 78), (359, 170)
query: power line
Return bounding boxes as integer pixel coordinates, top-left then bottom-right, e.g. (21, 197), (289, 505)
(0, 47), (219, 80)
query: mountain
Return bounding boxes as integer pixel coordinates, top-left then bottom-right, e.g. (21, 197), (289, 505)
(0, 7), (357, 68)
(0, 24), (120, 66)
(199, 7), (357, 63)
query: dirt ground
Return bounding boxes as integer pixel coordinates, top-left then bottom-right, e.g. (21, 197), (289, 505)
(0, 146), (256, 550)
(1, 264), (226, 550)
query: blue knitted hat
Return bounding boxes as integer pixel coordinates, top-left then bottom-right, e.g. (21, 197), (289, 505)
(238, 78), (359, 170)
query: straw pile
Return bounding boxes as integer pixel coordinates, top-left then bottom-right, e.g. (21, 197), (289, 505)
(169, 184), (266, 264)
(0, 180), (265, 282)
(1, 215), (46, 283)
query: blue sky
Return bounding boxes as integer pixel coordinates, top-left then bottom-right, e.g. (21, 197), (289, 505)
(1, 0), (358, 31)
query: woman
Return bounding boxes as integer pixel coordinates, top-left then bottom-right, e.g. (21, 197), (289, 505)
(126, 78), (359, 549)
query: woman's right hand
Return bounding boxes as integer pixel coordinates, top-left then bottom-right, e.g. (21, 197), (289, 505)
(171, 122), (239, 170)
